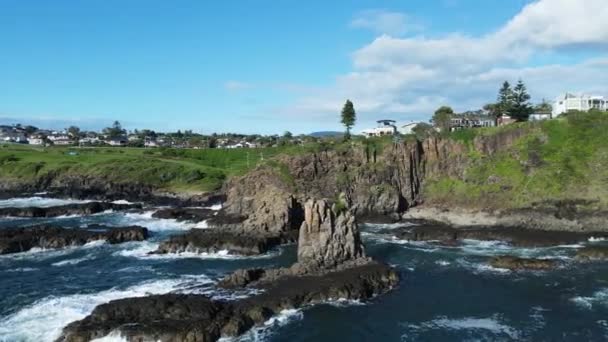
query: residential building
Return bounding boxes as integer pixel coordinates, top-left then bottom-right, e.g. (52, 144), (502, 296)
(0, 131), (27, 143)
(361, 120), (397, 137)
(144, 138), (159, 148)
(449, 114), (495, 131)
(27, 134), (45, 145)
(497, 114), (516, 126)
(529, 111), (552, 121)
(398, 121), (424, 135)
(79, 137), (101, 145)
(553, 93), (607, 116)
(107, 137), (127, 146)
(47, 134), (72, 145)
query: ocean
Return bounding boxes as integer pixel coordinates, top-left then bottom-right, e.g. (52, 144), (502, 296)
(1, 197), (608, 341)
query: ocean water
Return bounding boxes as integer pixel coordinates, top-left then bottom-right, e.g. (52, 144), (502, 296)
(1, 198), (608, 341)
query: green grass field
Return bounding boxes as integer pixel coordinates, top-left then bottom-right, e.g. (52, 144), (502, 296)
(0, 144), (316, 193)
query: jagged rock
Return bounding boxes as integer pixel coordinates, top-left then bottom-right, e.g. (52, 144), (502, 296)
(153, 229), (297, 256)
(0, 202), (141, 218)
(0, 225), (148, 255)
(576, 246), (608, 261)
(152, 208), (215, 222)
(490, 256), (559, 271)
(58, 262), (398, 342)
(396, 222), (608, 247)
(297, 198), (365, 267)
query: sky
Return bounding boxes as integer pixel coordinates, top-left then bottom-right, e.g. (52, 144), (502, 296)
(1, 0), (607, 134)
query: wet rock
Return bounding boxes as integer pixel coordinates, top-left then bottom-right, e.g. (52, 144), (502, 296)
(0, 202), (142, 218)
(490, 256), (559, 271)
(396, 221), (608, 247)
(576, 246), (608, 261)
(152, 208), (216, 222)
(153, 229), (298, 256)
(0, 225), (148, 255)
(58, 262), (398, 342)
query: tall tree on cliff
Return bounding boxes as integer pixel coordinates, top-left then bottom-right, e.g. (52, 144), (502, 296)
(497, 81), (514, 116)
(341, 100), (356, 140)
(510, 79), (533, 121)
(432, 106), (454, 133)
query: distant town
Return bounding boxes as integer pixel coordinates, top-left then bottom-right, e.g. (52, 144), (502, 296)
(2, 85), (607, 148)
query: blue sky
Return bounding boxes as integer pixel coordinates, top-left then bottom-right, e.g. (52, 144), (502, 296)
(1, 0), (606, 134)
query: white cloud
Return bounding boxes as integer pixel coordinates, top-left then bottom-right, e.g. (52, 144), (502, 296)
(350, 10), (421, 36)
(281, 0), (608, 131)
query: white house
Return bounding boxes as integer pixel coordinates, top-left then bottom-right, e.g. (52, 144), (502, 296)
(361, 120), (397, 138)
(107, 137), (127, 146)
(398, 122), (424, 135)
(529, 112), (552, 121)
(27, 135), (45, 145)
(553, 93), (607, 116)
(47, 134), (72, 145)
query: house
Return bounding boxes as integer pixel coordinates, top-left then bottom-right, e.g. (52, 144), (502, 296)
(79, 137), (101, 146)
(47, 134), (72, 145)
(553, 93), (607, 116)
(128, 134), (141, 142)
(27, 134), (45, 145)
(144, 138), (159, 148)
(0, 131), (27, 143)
(398, 121), (424, 135)
(497, 114), (516, 126)
(449, 114), (495, 131)
(361, 120), (397, 137)
(107, 137), (127, 146)
(529, 111), (552, 121)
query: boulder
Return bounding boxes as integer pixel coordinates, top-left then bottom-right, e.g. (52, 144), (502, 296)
(576, 246), (608, 261)
(152, 208), (216, 222)
(0, 225), (148, 255)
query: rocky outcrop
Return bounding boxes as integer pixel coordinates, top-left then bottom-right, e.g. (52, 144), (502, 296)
(297, 198), (365, 267)
(395, 221), (608, 247)
(0, 225), (148, 255)
(0, 202), (142, 218)
(152, 208), (216, 222)
(490, 256), (559, 271)
(153, 229), (298, 256)
(58, 262), (398, 342)
(59, 199), (398, 342)
(576, 246), (608, 261)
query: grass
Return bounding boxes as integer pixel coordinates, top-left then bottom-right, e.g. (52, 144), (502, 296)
(0, 144), (312, 193)
(423, 110), (608, 208)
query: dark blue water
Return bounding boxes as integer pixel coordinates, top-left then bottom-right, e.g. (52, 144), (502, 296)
(1, 198), (608, 342)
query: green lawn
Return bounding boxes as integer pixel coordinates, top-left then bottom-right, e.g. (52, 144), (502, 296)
(0, 144), (314, 193)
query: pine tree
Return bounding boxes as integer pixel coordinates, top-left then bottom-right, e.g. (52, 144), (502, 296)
(510, 80), (533, 121)
(497, 81), (514, 117)
(341, 100), (356, 140)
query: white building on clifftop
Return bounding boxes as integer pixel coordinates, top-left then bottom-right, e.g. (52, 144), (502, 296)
(553, 93), (607, 116)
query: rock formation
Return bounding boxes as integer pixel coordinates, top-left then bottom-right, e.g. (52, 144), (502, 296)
(0, 225), (148, 255)
(152, 207), (216, 222)
(0, 202), (142, 218)
(490, 256), (559, 271)
(576, 246), (608, 261)
(58, 199), (398, 342)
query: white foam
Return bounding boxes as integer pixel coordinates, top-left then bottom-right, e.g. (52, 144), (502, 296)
(405, 316), (520, 339)
(114, 211), (196, 232)
(220, 309), (304, 342)
(51, 255), (95, 267)
(324, 298), (366, 308)
(589, 237), (607, 242)
(0, 197), (91, 208)
(110, 200), (134, 205)
(435, 260), (451, 266)
(3, 267), (39, 273)
(571, 288), (608, 309)
(206, 203), (223, 211)
(0, 275), (213, 342)
(91, 331), (127, 342)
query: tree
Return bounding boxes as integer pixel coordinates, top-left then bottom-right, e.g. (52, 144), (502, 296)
(510, 79), (533, 121)
(431, 106), (454, 132)
(535, 99), (553, 113)
(283, 131), (293, 139)
(340, 100), (356, 140)
(103, 121), (126, 138)
(411, 122), (435, 140)
(483, 103), (501, 119)
(497, 81), (514, 116)
(67, 126), (81, 139)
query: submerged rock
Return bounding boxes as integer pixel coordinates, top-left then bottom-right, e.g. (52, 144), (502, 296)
(490, 256), (559, 271)
(0, 225), (148, 255)
(153, 229), (297, 256)
(0, 202), (142, 218)
(576, 246), (608, 261)
(397, 221), (608, 247)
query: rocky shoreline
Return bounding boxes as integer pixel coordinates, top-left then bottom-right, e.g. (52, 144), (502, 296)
(0, 225), (148, 255)
(58, 199), (399, 342)
(0, 202), (142, 218)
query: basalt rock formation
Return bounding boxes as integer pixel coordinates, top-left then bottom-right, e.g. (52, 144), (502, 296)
(394, 221), (608, 247)
(490, 256), (559, 271)
(58, 199), (398, 342)
(152, 208), (216, 222)
(0, 225), (148, 255)
(576, 246), (608, 261)
(0, 202), (142, 218)
(152, 229), (298, 256)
